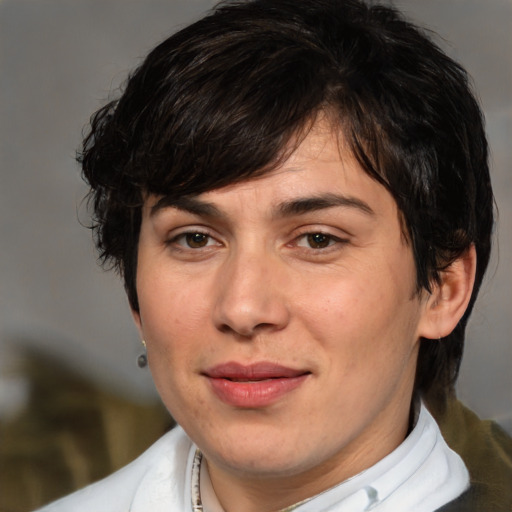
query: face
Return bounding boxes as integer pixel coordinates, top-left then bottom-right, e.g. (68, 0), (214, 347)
(134, 121), (431, 496)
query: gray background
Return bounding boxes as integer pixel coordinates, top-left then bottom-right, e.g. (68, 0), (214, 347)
(1, 0), (511, 431)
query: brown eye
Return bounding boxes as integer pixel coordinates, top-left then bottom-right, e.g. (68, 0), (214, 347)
(185, 233), (210, 248)
(306, 233), (333, 249)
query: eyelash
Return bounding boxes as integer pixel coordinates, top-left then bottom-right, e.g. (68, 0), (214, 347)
(167, 230), (219, 250)
(166, 229), (348, 253)
(294, 232), (345, 249)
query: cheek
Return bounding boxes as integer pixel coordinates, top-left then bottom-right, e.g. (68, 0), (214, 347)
(295, 275), (385, 337)
(295, 268), (419, 369)
(138, 266), (209, 337)
(140, 286), (212, 419)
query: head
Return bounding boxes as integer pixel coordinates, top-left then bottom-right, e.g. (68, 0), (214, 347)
(80, 0), (493, 403)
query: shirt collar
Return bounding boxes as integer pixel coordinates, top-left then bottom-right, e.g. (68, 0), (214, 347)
(189, 402), (468, 512)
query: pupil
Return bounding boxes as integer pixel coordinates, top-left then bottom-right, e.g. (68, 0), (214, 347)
(187, 233), (207, 247)
(308, 233), (330, 248)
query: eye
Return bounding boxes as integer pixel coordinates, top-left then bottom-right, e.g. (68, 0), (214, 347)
(171, 231), (218, 249)
(296, 232), (340, 249)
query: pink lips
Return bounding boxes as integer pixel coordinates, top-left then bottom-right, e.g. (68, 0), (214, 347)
(203, 362), (310, 408)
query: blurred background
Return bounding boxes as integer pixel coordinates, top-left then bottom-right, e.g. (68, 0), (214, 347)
(0, 0), (511, 509)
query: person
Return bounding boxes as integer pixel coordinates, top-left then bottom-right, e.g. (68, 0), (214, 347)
(36, 0), (508, 510)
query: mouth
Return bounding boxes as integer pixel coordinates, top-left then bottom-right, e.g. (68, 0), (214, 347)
(203, 362), (311, 408)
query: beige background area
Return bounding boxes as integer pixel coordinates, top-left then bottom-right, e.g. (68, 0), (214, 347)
(0, 0), (511, 431)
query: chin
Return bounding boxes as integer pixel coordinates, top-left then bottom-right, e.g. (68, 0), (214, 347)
(204, 433), (326, 479)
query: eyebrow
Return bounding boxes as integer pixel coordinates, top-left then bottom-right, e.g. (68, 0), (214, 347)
(274, 193), (375, 217)
(150, 196), (224, 218)
(150, 192), (375, 219)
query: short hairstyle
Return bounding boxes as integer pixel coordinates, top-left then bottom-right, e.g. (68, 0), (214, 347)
(79, 0), (494, 399)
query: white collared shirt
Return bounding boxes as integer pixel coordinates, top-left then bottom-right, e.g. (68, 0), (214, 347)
(196, 403), (469, 512)
(37, 402), (468, 512)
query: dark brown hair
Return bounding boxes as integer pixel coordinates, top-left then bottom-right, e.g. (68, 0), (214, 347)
(79, 0), (494, 398)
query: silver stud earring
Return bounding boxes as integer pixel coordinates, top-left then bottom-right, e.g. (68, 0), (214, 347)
(137, 340), (147, 368)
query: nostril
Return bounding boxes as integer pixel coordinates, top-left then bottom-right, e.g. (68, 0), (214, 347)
(217, 321), (280, 338)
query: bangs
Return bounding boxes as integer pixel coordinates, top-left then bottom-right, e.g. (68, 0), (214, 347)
(112, 21), (335, 201)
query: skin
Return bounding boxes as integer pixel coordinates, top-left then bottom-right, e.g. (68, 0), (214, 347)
(133, 120), (474, 512)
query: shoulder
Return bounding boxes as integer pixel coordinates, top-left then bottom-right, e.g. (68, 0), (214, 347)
(34, 426), (193, 512)
(428, 397), (512, 512)
(435, 481), (511, 512)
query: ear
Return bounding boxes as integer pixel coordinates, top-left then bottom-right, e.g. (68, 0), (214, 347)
(417, 245), (477, 340)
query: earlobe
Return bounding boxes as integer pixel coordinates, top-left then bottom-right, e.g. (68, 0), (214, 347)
(418, 245), (477, 340)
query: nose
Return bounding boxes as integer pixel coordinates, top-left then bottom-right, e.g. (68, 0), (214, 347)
(213, 249), (291, 338)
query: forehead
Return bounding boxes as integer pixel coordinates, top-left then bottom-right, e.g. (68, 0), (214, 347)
(148, 119), (398, 224)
